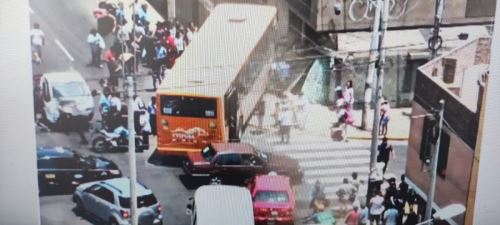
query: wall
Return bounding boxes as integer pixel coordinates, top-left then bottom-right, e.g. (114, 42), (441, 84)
(406, 103), (474, 225)
(330, 51), (419, 107)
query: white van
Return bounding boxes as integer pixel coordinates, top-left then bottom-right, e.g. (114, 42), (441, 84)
(186, 185), (254, 225)
(38, 71), (94, 125)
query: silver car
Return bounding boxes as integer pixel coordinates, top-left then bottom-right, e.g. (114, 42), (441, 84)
(73, 177), (163, 225)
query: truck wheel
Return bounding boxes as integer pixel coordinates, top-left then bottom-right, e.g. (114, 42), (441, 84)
(92, 136), (107, 153)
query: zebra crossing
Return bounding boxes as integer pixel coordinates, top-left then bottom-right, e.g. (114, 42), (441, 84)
(241, 131), (371, 202)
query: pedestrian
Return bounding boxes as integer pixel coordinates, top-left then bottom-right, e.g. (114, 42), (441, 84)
(334, 86), (349, 142)
(344, 80), (354, 108)
(255, 99), (266, 133)
(139, 109), (151, 149)
(296, 91), (309, 130)
(133, 95), (145, 134)
(115, 2), (126, 26)
(359, 203), (369, 225)
(104, 49), (122, 90)
(110, 93), (122, 113)
(369, 191), (385, 225)
(398, 174), (409, 206)
(336, 178), (357, 208)
(174, 31), (185, 57)
(152, 41), (167, 89)
(382, 204), (399, 225)
(379, 98), (391, 136)
(143, 31), (155, 67)
(147, 96), (157, 136)
(98, 87), (112, 116)
(310, 180), (325, 209)
(345, 206), (361, 225)
(30, 23), (45, 64)
(272, 101), (281, 128)
(138, 4), (150, 34)
(279, 105), (294, 144)
(377, 137), (395, 174)
(350, 172), (362, 194)
(404, 207), (418, 225)
(87, 28), (105, 68)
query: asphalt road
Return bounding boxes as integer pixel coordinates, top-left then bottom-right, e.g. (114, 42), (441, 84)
(30, 1), (195, 225)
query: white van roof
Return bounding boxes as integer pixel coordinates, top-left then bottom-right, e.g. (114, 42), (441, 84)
(194, 185), (254, 225)
(43, 71), (86, 83)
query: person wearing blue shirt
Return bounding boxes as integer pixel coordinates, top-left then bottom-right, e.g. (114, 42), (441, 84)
(152, 42), (167, 89)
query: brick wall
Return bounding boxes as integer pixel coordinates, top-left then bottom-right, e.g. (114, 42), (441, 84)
(406, 102), (474, 225)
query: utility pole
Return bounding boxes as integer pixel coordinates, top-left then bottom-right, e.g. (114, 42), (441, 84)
(368, 0), (389, 190)
(424, 99), (445, 222)
(430, 0), (445, 59)
(361, 0), (382, 130)
(128, 2), (138, 225)
(168, 0), (176, 19)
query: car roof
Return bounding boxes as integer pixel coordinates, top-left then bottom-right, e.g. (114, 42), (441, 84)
(254, 175), (291, 192)
(211, 143), (256, 154)
(42, 71), (86, 83)
(194, 185), (254, 225)
(37, 147), (75, 159)
(100, 177), (152, 197)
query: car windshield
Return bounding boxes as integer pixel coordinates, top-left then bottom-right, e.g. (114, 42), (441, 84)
(255, 191), (289, 203)
(85, 157), (117, 169)
(52, 81), (89, 98)
(119, 194), (158, 208)
(201, 145), (216, 161)
(160, 95), (217, 118)
(37, 158), (82, 169)
(255, 149), (269, 163)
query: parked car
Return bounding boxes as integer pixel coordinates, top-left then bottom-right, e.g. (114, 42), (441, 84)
(73, 177), (163, 225)
(35, 71), (94, 128)
(37, 147), (121, 193)
(247, 174), (295, 225)
(182, 143), (303, 184)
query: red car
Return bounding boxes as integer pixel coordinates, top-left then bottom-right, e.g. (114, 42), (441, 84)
(248, 174), (296, 225)
(182, 143), (303, 184)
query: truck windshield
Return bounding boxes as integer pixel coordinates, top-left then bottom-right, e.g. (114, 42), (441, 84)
(160, 96), (217, 118)
(52, 81), (89, 98)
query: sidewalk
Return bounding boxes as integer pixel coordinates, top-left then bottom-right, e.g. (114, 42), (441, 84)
(246, 94), (412, 142)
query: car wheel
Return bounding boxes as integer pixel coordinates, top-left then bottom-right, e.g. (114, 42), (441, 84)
(108, 218), (118, 225)
(209, 176), (222, 185)
(92, 136), (107, 153)
(74, 198), (85, 216)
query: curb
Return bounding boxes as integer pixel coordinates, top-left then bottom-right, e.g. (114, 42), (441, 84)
(347, 135), (409, 141)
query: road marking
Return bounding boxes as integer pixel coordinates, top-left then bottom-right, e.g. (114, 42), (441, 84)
(29, 7), (33, 14)
(54, 39), (74, 62)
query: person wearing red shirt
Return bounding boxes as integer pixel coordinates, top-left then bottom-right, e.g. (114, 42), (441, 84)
(345, 206), (361, 225)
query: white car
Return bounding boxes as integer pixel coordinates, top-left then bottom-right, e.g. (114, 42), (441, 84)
(73, 177), (163, 225)
(37, 71), (94, 126)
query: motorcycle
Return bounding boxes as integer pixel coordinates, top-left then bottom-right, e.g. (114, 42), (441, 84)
(91, 123), (145, 153)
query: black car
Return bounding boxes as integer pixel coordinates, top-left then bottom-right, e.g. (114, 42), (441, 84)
(37, 147), (122, 194)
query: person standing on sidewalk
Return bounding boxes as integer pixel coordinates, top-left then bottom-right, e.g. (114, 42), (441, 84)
(334, 86), (349, 142)
(382, 204), (399, 225)
(30, 23), (45, 64)
(279, 105), (294, 144)
(379, 98), (391, 136)
(87, 28), (105, 68)
(359, 203), (369, 225)
(296, 91), (309, 130)
(139, 109), (151, 149)
(377, 137), (395, 174)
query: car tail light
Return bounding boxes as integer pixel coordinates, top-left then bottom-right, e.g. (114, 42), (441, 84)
(254, 208), (269, 217)
(109, 170), (120, 175)
(278, 208), (292, 217)
(121, 209), (129, 219)
(157, 203), (162, 212)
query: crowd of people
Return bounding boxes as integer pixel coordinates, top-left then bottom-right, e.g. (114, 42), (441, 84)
(91, 0), (198, 91)
(306, 173), (421, 225)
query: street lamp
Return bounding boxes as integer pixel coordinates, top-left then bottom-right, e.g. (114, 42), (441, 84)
(416, 204), (466, 225)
